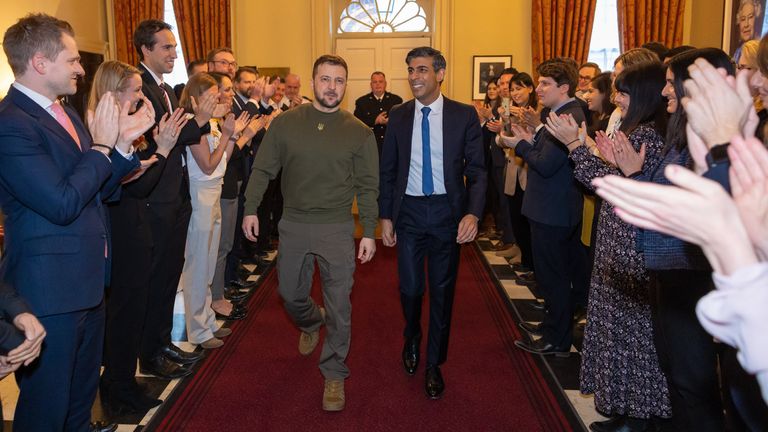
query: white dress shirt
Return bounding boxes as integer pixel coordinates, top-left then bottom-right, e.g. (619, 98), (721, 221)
(12, 82), (133, 160)
(406, 94), (447, 196)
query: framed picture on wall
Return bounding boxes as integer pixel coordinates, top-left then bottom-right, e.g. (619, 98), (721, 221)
(472, 55), (512, 100)
(723, 0), (768, 61)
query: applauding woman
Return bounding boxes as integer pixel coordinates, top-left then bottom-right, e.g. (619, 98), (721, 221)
(95, 60), (189, 414)
(545, 61), (671, 431)
(178, 72), (251, 349)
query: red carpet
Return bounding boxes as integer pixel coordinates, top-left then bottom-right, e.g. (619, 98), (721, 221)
(153, 243), (573, 431)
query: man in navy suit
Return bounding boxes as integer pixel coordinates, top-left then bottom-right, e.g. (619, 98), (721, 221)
(379, 47), (486, 399)
(0, 13), (141, 431)
(507, 59), (589, 356)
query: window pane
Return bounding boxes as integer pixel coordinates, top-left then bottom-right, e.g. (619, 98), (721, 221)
(587, 0), (620, 73)
(163, 0), (188, 87)
(338, 0), (429, 33)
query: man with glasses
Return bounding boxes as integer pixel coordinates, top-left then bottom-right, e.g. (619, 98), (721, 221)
(576, 62), (601, 101)
(208, 48), (238, 79)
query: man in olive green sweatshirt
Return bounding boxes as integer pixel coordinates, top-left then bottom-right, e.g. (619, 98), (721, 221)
(242, 54), (379, 411)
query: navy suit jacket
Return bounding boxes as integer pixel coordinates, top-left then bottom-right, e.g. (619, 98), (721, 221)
(0, 85), (138, 317)
(514, 99), (585, 227)
(379, 97), (487, 225)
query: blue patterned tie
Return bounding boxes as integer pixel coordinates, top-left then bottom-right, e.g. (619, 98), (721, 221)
(421, 106), (433, 195)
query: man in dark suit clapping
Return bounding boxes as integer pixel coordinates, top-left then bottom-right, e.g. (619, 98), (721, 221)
(379, 47), (486, 400)
(505, 59), (589, 357)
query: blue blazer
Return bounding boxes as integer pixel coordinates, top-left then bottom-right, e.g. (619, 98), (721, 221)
(515, 100), (585, 228)
(379, 97), (487, 225)
(0, 85), (138, 317)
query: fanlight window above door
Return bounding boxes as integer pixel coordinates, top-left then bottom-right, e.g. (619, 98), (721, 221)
(338, 0), (429, 33)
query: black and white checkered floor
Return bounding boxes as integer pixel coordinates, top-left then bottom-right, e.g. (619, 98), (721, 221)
(474, 237), (605, 431)
(0, 240), (606, 431)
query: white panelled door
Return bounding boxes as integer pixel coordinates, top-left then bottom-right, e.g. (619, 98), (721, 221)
(336, 37), (431, 113)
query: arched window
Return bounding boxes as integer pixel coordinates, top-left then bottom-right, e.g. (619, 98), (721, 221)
(587, 0), (621, 72)
(338, 0), (429, 33)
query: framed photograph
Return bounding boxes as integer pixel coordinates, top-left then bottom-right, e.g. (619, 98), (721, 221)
(472, 55), (512, 100)
(257, 67), (291, 80)
(723, 0), (768, 61)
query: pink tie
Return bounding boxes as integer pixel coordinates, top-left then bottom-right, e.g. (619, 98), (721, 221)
(50, 101), (81, 150)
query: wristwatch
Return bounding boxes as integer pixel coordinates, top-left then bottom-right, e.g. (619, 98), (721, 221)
(705, 143), (730, 169)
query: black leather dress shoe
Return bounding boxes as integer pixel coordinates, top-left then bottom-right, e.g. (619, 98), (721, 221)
(425, 365), (445, 399)
(161, 344), (202, 365)
(514, 272), (537, 287)
(89, 421), (118, 432)
(514, 338), (571, 357)
(402, 336), (421, 376)
(590, 416), (651, 432)
(510, 262), (532, 273)
(215, 304), (248, 321)
(101, 382), (162, 415)
(139, 355), (192, 379)
(229, 277), (257, 290)
(527, 300), (546, 312)
(518, 321), (543, 337)
(224, 286), (248, 302)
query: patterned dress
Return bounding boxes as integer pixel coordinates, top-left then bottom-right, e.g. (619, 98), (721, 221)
(570, 123), (672, 418)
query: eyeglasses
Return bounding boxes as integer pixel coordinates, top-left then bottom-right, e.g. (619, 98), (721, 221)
(578, 75), (593, 81)
(212, 59), (238, 69)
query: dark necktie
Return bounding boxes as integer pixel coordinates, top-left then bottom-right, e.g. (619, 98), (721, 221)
(158, 82), (172, 113)
(421, 106), (433, 196)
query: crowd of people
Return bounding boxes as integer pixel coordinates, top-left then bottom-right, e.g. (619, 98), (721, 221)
(0, 12), (487, 430)
(0, 10), (767, 432)
(477, 41), (768, 430)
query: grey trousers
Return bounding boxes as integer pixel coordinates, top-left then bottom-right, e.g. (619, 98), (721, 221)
(211, 196), (238, 300)
(277, 219), (356, 380)
(179, 177), (221, 344)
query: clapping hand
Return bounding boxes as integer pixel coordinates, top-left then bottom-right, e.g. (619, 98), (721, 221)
(191, 91), (218, 126)
(375, 111), (389, 125)
(222, 112), (251, 138)
(728, 134), (768, 261)
(594, 164), (758, 274)
(87, 92), (119, 149)
(682, 58), (754, 148)
(522, 106), (541, 128)
(154, 108), (189, 156)
(594, 131), (617, 165)
(545, 112), (581, 145)
(611, 131), (645, 176)
(498, 123), (532, 149)
(239, 114), (267, 146)
(116, 96), (156, 153)
(121, 156), (159, 184)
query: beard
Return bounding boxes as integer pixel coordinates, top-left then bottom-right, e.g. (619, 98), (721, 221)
(314, 89), (343, 109)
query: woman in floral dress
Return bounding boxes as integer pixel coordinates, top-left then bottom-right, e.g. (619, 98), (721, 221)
(547, 61), (672, 431)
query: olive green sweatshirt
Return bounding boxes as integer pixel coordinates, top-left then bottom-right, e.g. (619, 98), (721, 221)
(244, 103), (380, 238)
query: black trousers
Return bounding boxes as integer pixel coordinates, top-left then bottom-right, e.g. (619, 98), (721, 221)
(529, 220), (589, 349)
(650, 270), (724, 432)
(140, 199), (192, 361)
(491, 165), (515, 244)
(506, 184), (533, 269)
(103, 199), (153, 387)
(257, 174), (282, 251)
(395, 195), (461, 366)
